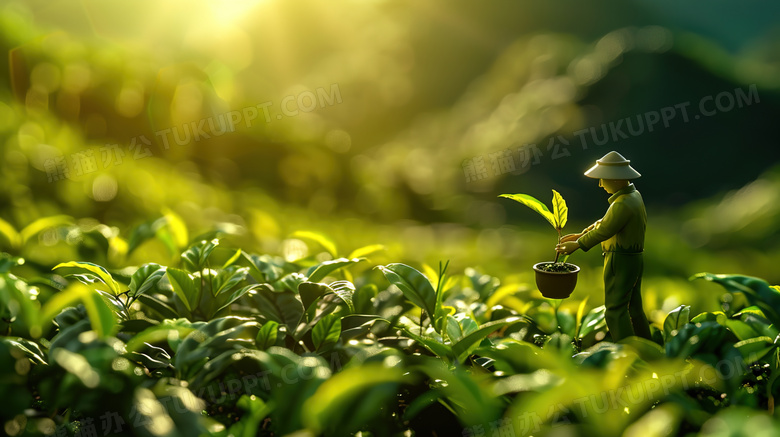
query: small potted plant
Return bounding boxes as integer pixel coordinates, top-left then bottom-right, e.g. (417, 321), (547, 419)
(499, 190), (579, 298)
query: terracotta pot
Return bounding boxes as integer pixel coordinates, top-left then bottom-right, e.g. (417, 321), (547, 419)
(532, 262), (580, 299)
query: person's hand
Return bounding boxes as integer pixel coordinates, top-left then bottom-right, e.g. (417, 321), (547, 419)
(556, 241), (580, 255)
(559, 233), (582, 243)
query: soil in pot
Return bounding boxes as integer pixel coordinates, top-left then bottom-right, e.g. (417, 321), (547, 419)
(535, 262), (578, 273)
(533, 262), (580, 299)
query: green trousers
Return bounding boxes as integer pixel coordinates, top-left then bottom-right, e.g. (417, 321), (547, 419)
(603, 252), (652, 341)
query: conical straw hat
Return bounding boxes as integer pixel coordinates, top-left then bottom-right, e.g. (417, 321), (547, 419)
(584, 151), (641, 180)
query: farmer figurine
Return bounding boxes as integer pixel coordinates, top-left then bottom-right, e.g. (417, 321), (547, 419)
(555, 151), (651, 341)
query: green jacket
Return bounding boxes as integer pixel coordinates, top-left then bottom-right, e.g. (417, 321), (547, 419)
(577, 184), (646, 253)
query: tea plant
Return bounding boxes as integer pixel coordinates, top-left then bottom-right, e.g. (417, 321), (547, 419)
(1, 218), (780, 436)
(499, 190), (575, 272)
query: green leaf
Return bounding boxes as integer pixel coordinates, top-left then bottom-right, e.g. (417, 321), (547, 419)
(161, 207), (189, 249)
(299, 282), (329, 317)
(557, 311), (576, 337)
(578, 305), (606, 339)
(174, 317), (259, 380)
(618, 336), (666, 361)
(128, 263), (166, 298)
(574, 296), (589, 339)
(734, 336), (775, 364)
(302, 363), (404, 434)
(415, 360), (503, 426)
(50, 347), (100, 388)
(551, 190), (568, 230)
(446, 315), (464, 343)
(377, 263), (436, 321)
(155, 226), (179, 258)
(690, 311), (727, 324)
(328, 280), (355, 313)
(446, 315), (479, 344)
(131, 388), (183, 435)
(717, 312), (777, 345)
(277, 272), (307, 293)
(297, 280), (354, 325)
(663, 305), (691, 343)
(213, 284), (262, 316)
(226, 395), (272, 437)
(222, 248), (242, 269)
(312, 314), (341, 352)
(135, 294), (179, 319)
(340, 314), (381, 340)
(724, 319), (760, 341)
(181, 239), (219, 271)
(213, 266), (249, 296)
(452, 317), (523, 362)
(0, 273), (39, 335)
(664, 321), (728, 359)
(291, 230), (337, 257)
(256, 321), (279, 350)
(307, 258), (363, 283)
(740, 313), (780, 339)
(693, 273), (780, 327)
(347, 244), (386, 259)
(498, 193), (556, 229)
(432, 260), (450, 332)
(353, 284), (377, 314)
(53, 261), (122, 296)
(242, 252), (283, 282)
(80, 288), (117, 338)
(166, 268), (196, 312)
(402, 327), (453, 359)
(20, 215), (73, 246)
(127, 220), (157, 255)
(0, 254), (24, 273)
(40, 283), (116, 338)
(250, 288), (304, 329)
(0, 217), (20, 249)
(3, 338), (46, 365)
(125, 318), (195, 353)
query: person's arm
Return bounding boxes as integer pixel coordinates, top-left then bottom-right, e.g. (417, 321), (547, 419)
(576, 203), (630, 252)
(559, 219), (602, 243)
(583, 219), (601, 233)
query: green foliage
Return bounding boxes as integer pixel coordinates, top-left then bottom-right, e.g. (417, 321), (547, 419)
(53, 261), (123, 296)
(181, 239), (220, 272)
(377, 263), (438, 328)
(500, 190), (571, 264)
(307, 257), (362, 283)
(2, 4), (777, 435)
(290, 230), (338, 258)
(693, 273), (780, 327)
(0, 215), (73, 252)
(312, 313), (341, 352)
(6, 222), (780, 436)
(663, 304), (691, 343)
(499, 190), (568, 231)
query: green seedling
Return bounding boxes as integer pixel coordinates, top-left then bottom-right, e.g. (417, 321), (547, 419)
(499, 190), (575, 272)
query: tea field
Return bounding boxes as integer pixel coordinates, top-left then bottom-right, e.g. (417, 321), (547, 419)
(3, 0), (780, 435)
(2, 214), (780, 437)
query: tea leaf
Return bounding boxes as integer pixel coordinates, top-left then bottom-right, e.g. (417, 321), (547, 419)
(53, 261), (122, 296)
(551, 190), (568, 230)
(312, 313), (341, 352)
(498, 194), (556, 229)
(166, 268), (196, 311)
(291, 230), (337, 257)
(377, 263), (436, 321)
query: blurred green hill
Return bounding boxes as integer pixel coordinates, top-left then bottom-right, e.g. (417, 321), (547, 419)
(1, 0), (779, 308)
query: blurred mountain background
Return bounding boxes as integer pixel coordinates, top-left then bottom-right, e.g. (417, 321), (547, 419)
(1, 0), (779, 319)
